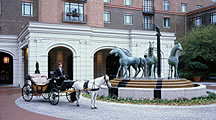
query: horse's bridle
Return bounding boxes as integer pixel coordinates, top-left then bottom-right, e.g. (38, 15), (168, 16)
(104, 75), (111, 89)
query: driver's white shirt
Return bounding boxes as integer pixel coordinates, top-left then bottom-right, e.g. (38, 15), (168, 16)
(59, 67), (63, 74)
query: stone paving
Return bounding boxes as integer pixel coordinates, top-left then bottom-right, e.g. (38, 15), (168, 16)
(16, 93), (216, 120)
(0, 86), (61, 120)
(1, 83), (216, 120)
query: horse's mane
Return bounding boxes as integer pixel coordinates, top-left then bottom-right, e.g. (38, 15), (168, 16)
(170, 44), (181, 57)
(120, 48), (132, 57)
(93, 76), (103, 81)
(91, 75), (108, 82)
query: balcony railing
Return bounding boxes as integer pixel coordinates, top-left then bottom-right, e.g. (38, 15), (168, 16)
(143, 6), (155, 14)
(68, 0), (87, 3)
(62, 12), (87, 23)
(143, 23), (154, 30)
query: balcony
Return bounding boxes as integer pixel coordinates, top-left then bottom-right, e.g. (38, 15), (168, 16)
(65, 0), (87, 3)
(143, 6), (155, 15)
(143, 23), (154, 31)
(62, 12), (87, 23)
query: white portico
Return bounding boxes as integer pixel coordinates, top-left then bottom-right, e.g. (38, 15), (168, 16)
(15, 22), (175, 87)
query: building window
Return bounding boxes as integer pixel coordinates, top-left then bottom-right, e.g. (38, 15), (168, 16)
(104, 0), (110, 3)
(163, 17), (170, 27)
(163, 0), (170, 11)
(22, 2), (33, 16)
(143, 0), (153, 13)
(64, 2), (84, 21)
(181, 3), (187, 13)
(143, 16), (152, 30)
(124, 0), (132, 6)
(104, 11), (111, 23)
(124, 13), (133, 25)
(195, 17), (202, 26)
(196, 5), (202, 9)
(211, 13), (216, 24)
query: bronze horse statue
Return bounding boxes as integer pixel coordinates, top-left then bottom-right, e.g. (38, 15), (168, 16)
(146, 41), (157, 79)
(109, 47), (140, 78)
(168, 43), (183, 79)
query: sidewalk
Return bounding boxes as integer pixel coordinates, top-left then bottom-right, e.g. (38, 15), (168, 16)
(193, 82), (216, 86)
(0, 86), (62, 120)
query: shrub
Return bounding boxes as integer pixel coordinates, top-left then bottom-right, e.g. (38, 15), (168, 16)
(185, 62), (208, 76)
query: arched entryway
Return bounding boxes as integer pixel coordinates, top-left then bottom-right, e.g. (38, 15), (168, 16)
(0, 52), (13, 84)
(94, 49), (119, 80)
(48, 47), (73, 79)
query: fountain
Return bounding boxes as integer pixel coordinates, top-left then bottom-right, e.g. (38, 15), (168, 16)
(98, 25), (206, 100)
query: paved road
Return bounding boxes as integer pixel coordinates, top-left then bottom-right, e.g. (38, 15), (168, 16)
(0, 86), (61, 120)
(16, 94), (216, 120)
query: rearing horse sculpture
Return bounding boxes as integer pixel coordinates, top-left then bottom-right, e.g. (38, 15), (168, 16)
(109, 47), (140, 78)
(168, 43), (183, 79)
(146, 41), (157, 79)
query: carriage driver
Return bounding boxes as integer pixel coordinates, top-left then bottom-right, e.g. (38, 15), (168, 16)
(55, 62), (66, 86)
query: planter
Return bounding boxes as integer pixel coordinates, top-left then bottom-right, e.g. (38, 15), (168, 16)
(193, 76), (201, 82)
(67, 13), (73, 16)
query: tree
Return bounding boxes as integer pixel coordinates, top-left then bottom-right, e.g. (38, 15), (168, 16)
(179, 25), (216, 72)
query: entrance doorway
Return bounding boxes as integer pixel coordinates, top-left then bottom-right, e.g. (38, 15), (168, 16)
(48, 47), (73, 79)
(94, 49), (119, 80)
(106, 54), (120, 80)
(0, 52), (13, 84)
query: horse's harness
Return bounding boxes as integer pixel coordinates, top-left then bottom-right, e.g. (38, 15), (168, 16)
(83, 75), (110, 93)
(103, 75), (111, 89)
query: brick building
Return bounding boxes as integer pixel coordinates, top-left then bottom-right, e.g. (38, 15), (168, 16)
(186, 3), (216, 33)
(0, 0), (215, 86)
(1, 0), (215, 36)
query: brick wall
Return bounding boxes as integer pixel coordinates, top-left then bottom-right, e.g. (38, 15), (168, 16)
(86, 0), (104, 27)
(154, 0), (214, 13)
(38, 0), (104, 27)
(1, 0), (38, 35)
(39, 0), (63, 24)
(154, 13), (185, 36)
(186, 4), (216, 33)
(104, 7), (143, 30)
(109, 0), (142, 8)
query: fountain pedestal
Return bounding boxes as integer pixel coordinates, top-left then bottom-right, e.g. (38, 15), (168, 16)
(98, 78), (206, 100)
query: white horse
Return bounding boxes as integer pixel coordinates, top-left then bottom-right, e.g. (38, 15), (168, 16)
(72, 75), (112, 109)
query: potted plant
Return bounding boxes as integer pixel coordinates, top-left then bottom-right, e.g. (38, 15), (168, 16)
(67, 12), (73, 16)
(185, 62), (208, 82)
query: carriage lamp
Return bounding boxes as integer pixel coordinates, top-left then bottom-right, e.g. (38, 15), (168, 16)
(3, 57), (9, 64)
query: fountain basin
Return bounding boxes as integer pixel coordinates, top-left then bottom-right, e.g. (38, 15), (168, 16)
(98, 78), (207, 100)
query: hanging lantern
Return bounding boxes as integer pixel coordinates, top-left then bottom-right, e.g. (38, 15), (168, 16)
(3, 57), (9, 64)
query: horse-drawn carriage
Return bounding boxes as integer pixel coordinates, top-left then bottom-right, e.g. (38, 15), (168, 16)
(22, 74), (111, 108)
(22, 74), (76, 105)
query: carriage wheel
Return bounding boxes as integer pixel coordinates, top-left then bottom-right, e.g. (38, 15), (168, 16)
(66, 92), (77, 103)
(22, 84), (33, 102)
(49, 88), (59, 105)
(42, 93), (50, 100)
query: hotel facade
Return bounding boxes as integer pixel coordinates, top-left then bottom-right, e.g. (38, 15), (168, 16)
(0, 0), (215, 86)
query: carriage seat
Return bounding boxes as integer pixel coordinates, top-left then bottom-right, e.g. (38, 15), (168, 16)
(30, 74), (49, 85)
